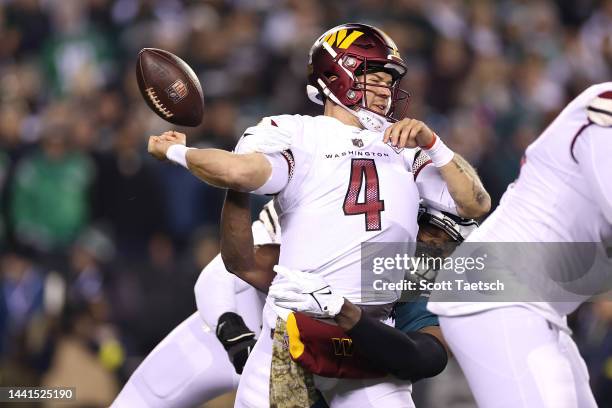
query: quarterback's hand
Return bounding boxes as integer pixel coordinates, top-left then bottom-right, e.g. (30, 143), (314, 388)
(268, 265), (344, 318)
(235, 123), (292, 154)
(216, 312), (257, 374)
(159, 130), (187, 144)
(383, 118), (434, 149)
(147, 131), (186, 160)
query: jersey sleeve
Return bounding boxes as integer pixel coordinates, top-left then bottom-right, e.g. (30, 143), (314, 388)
(250, 153), (290, 195)
(234, 115), (300, 195)
(573, 124), (612, 224)
(394, 298), (440, 333)
(194, 254), (239, 329)
(251, 219), (278, 246)
(412, 149), (459, 215)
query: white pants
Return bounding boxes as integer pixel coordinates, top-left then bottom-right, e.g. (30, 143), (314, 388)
(111, 312), (239, 408)
(112, 283), (264, 408)
(235, 304), (415, 408)
(439, 306), (597, 408)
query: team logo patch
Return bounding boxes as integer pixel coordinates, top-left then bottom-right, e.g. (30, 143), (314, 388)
(352, 138), (364, 147)
(165, 79), (189, 104)
(323, 29), (363, 49)
(332, 337), (354, 357)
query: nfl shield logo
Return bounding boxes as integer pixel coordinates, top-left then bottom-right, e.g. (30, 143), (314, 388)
(352, 138), (364, 148)
(166, 79), (189, 104)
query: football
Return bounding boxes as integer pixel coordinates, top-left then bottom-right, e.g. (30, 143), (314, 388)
(136, 48), (204, 127)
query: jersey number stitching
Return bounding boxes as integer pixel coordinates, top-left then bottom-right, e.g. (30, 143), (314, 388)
(343, 159), (385, 231)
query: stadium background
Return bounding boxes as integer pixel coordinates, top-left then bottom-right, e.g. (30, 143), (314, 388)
(0, 0), (611, 406)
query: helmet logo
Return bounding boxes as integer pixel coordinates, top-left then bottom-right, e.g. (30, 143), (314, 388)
(324, 29), (364, 49)
(344, 56), (357, 68)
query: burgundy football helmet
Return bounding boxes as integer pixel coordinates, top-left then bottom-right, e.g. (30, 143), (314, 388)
(307, 23), (410, 129)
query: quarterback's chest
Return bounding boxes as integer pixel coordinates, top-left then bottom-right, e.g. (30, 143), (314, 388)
(312, 138), (416, 206)
(316, 135), (410, 179)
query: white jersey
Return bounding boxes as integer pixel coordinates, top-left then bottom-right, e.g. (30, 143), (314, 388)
(237, 114), (456, 306)
(429, 82), (612, 325)
(195, 220), (272, 330)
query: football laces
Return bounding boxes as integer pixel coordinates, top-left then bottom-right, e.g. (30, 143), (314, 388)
(145, 87), (174, 118)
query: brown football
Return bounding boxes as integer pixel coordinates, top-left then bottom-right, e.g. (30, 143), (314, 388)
(136, 48), (204, 127)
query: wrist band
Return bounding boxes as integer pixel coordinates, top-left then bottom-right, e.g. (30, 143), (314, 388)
(422, 133), (437, 150)
(423, 133), (454, 167)
(166, 144), (193, 169)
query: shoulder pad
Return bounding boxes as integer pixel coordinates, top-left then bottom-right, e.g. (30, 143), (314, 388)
(587, 91), (612, 127)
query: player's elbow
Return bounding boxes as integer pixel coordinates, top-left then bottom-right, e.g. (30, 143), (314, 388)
(220, 250), (253, 280)
(391, 338), (449, 382)
(221, 251), (241, 275)
(224, 154), (269, 192)
(458, 192), (491, 219)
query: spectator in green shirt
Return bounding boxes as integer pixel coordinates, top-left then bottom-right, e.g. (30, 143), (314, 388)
(9, 123), (94, 253)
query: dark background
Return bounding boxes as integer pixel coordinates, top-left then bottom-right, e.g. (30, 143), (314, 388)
(1, 0), (611, 406)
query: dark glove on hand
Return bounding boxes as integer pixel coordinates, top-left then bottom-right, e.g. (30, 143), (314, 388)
(216, 312), (257, 374)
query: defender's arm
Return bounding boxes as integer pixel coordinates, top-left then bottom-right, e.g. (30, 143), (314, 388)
(220, 190), (278, 292)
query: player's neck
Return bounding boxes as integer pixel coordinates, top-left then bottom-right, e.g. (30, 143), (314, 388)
(324, 101), (363, 129)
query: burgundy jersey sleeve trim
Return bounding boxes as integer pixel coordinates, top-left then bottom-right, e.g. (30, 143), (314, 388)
(280, 149), (295, 182)
(570, 122), (593, 164)
(412, 149), (433, 180)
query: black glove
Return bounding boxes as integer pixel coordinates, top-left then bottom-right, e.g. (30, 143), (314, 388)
(216, 312), (257, 374)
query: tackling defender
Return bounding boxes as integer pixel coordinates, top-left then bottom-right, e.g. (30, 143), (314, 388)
(147, 23), (490, 407)
(110, 200), (476, 408)
(428, 83), (612, 408)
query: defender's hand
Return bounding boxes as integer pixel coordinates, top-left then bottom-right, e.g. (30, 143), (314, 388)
(268, 265), (344, 318)
(383, 118), (434, 149)
(216, 312), (257, 374)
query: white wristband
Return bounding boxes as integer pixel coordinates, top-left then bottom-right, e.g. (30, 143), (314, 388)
(166, 144), (193, 169)
(424, 134), (454, 167)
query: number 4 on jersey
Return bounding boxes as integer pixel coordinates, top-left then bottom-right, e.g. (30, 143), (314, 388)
(343, 159), (385, 231)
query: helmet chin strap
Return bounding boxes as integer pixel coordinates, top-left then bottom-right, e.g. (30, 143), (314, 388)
(314, 79), (393, 133)
(355, 108), (392, 133)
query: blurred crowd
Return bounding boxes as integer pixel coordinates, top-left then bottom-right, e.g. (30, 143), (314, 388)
(0, 0), (611, 406)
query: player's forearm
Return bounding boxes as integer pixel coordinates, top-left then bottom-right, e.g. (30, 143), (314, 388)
(185, 149), (271, 191)
(223, 246), (277, 293)
(438, 154), (491, 218)
(340, 306), (448, 381)
(220, 191), (278, 292)
(220, 190), (256, 276)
